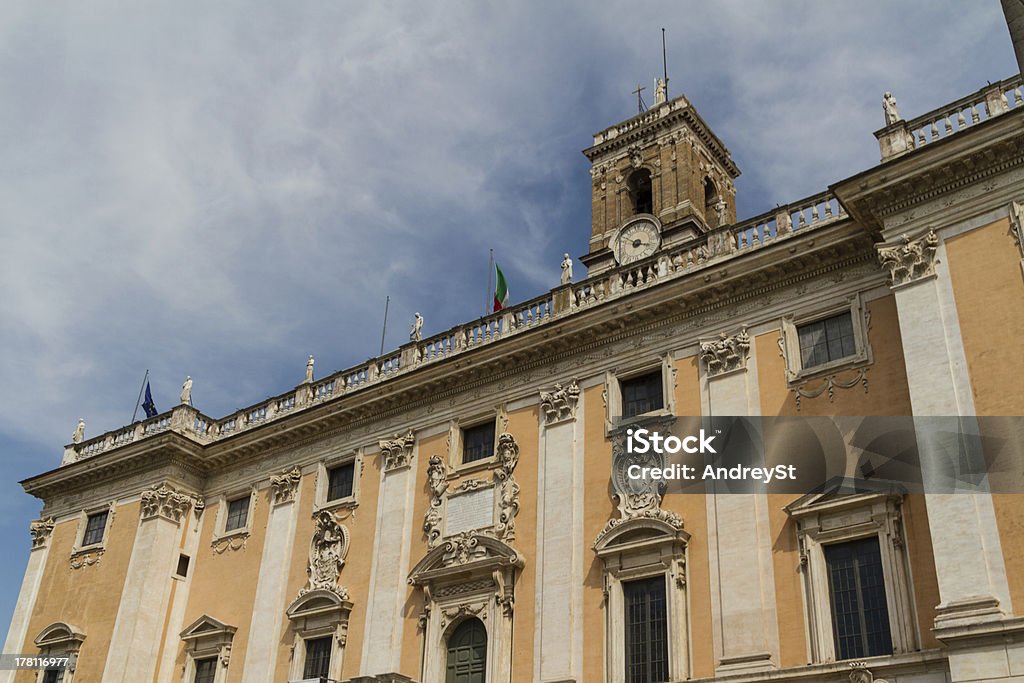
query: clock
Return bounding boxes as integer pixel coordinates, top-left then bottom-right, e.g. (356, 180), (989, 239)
(612, 218), (661, 265)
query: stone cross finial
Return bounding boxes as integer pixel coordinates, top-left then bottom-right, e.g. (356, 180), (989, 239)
(180, 376), (192, 405)
(560, 253), (573, 285)
(72, 418), (85, 444)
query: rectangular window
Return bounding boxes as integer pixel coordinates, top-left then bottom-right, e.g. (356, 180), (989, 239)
(797, 312), (856, 369)
(176, 554), (190, 578)
(825, 536), (893, 660)
(224, 497), (249, 532)
(193, 657), (217, 683)
(623, 576), (669, 683)
(621, 371), (664, 418)
(82, 511), (108, 547)
(462, 421), (495, 463)
(42, 667), (65, 683)
(302, 636), (332, 679)
(326, 462), (355, 502)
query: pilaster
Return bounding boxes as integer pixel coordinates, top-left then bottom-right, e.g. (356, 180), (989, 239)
(0, 519), (56, 683)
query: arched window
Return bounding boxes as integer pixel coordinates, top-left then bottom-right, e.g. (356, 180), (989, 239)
(627, 169), (653, 216)
(704, 176), (719, 222)
(445, 618), (487, 683)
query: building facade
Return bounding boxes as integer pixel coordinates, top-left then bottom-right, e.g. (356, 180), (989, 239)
(5, 55), (1024, 683)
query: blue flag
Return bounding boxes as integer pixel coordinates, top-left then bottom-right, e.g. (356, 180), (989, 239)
(142, 382), (158, 418)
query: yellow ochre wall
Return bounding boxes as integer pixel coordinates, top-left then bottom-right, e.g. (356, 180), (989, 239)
(16, 501), (138, 683)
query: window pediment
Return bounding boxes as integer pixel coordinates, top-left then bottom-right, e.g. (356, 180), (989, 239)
(409, 532), (523, 587)
(180, 615), (236, 642)
(34, 622), (86, 649)
(286, 589), (353, 623)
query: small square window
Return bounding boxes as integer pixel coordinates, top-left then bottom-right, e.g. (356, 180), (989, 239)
(82, 511), (108, 547)
(176, 554), (190, 578)
(224, 497), (249, 532)
(621, 371), (664, 418)
(327, 462), (355, 502)
(797, 312), (856, 369)
(193, 657), (217, 683)
(462, 421), (495, 464)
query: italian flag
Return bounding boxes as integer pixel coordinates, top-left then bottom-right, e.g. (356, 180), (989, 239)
(493, 263), (510, 312)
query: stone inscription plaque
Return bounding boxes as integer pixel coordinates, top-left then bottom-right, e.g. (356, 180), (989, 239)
(445, 485), (494, 536)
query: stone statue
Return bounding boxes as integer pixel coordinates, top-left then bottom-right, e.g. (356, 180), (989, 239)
(883, 92), (901, 125)
(410, 312), (423, 342)
(714, 199), (727, 226)
(560, 253), (573, 285)
(72, 418), (85, 444)
(305, 355), (314, 383)
(180, 376), (192, 405)
(655, 77), (667, 105)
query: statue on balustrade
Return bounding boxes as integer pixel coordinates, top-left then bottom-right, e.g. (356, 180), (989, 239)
(883, 92), (901, 125)
(180, 376), (192, 405)
(410, 312), (423, 342)
(72, 418), (85, 444)
(305, 354), (314, 383)
(561, 253), (573, 285)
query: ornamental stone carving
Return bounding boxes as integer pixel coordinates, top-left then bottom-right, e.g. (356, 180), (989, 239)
(493, 432), (521, 541)
(301, 510), (350, 598)
(380, 429), (415, 471)
(495, 432), (519, 479)
(700, 329), (750, 377)
(442, 532), (488, 566)
(539, 379), (581, 423)
(141, 484), (197, 523)
(270, 466), (302, 505)
(849, 662), (890, 683)
(604, 419), (684, 538)
(877, 229), (939, 287)
(30, 518), (55, 550)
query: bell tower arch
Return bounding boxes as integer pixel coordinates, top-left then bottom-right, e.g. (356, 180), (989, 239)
(582, 93), (741, 276)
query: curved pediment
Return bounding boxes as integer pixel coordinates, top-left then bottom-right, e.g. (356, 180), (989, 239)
(34, 622), (86, 648)
(409, 533), (524, 586)
(286, 588), (352, 621)
(594, 514), (689, 557)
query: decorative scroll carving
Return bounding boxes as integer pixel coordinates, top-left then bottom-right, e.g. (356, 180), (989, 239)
(380, 429), (415, 471)
(453, 479), (488, 493)
(140, 484), (196, 523)
(442, 532), (487, 566)
(876, 229), (939, 287)
(270, 467), (302, 505)
(539, 379), (581, 423)
(793, 367), (869, 410)
(700, 329), (750, 377)
(301, 510), (350, 598)
(493, 432), (520, 541)
(30, 518), (55, 550)
(440, 601), (487, 628)
(849, 662), (890, 683)
(212, 535), (247, 554)
(424, 455), (449, 548)
(1011, 201), (1024, 260)
(70, 548), (104, 569)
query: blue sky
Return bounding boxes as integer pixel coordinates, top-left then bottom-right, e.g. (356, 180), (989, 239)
(0, 1), (1016, 640)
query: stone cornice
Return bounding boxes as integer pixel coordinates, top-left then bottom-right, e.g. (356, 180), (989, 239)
(24, 221), (878, 504)
(833, 107), (1024, 234)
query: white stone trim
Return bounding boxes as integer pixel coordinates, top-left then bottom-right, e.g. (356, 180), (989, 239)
(314, 450), (361, 512)
(448, 406), (506, 472)
(211, 486), (257, 542)
(155, 509), (204, 683)
(787, 490), (918, 663)
(179, 616), (235, 683)
(0, 536), (53, 683)
(70, 501), (116, 564)
(780, 292), (873, 384)
(604, 354), (676, 433)
(285, 591), (352, 682)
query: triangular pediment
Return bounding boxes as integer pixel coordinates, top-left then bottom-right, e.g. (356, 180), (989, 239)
(785, 476), (906, 517)
(180, 615), (236, 640)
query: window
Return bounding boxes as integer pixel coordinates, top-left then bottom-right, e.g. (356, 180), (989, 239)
(303, 636), (332, 679)
(176, 554), (190, 578)
(621, 371), (664, 418)
(825, 537), (893, 659)
(326, 462), (355, 502)
(628, 169), (653, 215)
(462, 421), (496, 464)
(224, 497), (249, 532)
(445, 618), (487, 683)
(624, 577), (669, 683)
(81, 511), (108, 547)
(42, 668), (65, 683)
(192, 657), (217, 683)
(798, 312), (856, 369)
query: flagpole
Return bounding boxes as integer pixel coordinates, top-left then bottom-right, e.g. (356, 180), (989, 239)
(131, 369), (149, 424)
(486, 249), (494, 315)
(379, 295), (390, 355)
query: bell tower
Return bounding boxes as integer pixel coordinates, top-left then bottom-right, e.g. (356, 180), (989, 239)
(581, 90), (741, 276)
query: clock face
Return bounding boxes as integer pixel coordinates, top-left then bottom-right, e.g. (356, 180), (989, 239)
(614, 219), (661, 265)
